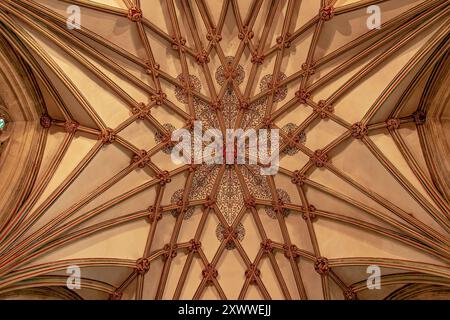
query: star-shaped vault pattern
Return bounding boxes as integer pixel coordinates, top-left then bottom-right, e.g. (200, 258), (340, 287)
(0, 0), (448, 300)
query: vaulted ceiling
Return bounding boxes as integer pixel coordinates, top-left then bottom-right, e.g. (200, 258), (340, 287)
(0, 0), (449, 300)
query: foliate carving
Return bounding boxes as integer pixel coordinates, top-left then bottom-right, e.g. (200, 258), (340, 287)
(386, 118), (400, 130)
(40, 114), (52, 129)
(251, 53), (265, 65)
(314, 256), (330, 275)
(64, 121), (79, 133)
(216, 223), (245, 250)
(156, 170), (171, 186)
(315, 100), (334, 119)
(319, 6), (335, 21)
(295, 89), (311, 103)
(344, 288), (357, 300)
(127, 7), (142, 22)
(136, 257), (150, 275)
(131, 149), (150, 168)
(245, 264), (261, 284)
(109, 291), (123, 300)
(244, 196), (256, 208)
(261, 239), (274, 253)
(276, 33), (291, 49)
(171, 36), (186, 52)
(151, 90), (166, 106)
(412, 111), (426, 125)
(238, 98), (250, 111)
(206, 28), (222, 44)
(351, 122), (368, 139)
(147, 205), (162, 223)
(98, 128), (116, 144)
(204, 196), (216, 209)
(145, 61), (160, 76)
(283, 244), (300, 260)
(301, 62), (315, 76)
(163, 244), (178, 260)
(238, 26), (254, 44)
(187, 239), (201, 253)
(132, 102), (151, 120)
(210, 100), (223, 112)
(291, 170), (306, 186)
(196, 50), (210, 65)
(310, 149), (329, 167)
(202, 264), (218, 283)
(301, 205), (317, 221)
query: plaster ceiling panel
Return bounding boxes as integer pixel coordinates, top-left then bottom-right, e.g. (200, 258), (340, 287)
(177, 256), (204, 299)
(370, 130), (443, 217)
(25, 142), (131, 235)
(307, 163), (407, 226)
(258, 256), (286, 299)
(32, 218), (149, 261)
(141, 257), (165, 299)
(274, 251), (301, 299)
(303, 183), (397, 229)
(22, 24), (132, 128)
(303, 117), (348, 151)
(397, 124), (432, 181)
(334, 22), (444, 124)
(34, 127), (69, 184)
(299, 259), (324, 300)
(70, 170), (158, 228)
(214, 248), (247, 299)
(318, 0), (426, 57)
(140, 0), (172, 34)
(26, 133), (98, 225)
(331, 138), (438, 220)
(314, 218), (446, 265)
(40, 0), (143, 56)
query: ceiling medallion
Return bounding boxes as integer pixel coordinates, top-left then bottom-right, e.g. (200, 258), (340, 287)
(171, 61), (301, 246)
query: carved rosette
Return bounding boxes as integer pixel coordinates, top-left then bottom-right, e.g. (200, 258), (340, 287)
(295, 89), (311, 103)
(170, 189), (194, 220)
(216, 223), (245, 250)
(315, 100), (334, 119)
(291, 170), (307, 186)
(206, 28), (222, 45)
(310, 149), (329, 167)
(163, 244), (178, 260)
(238, 26), (254, 44)
(266, 189), (291, 219)
(187, 239), (202, 253)
(245, 264), (261, 284)
(413, 110), (426, 125)
(261, 239), (274, 253)
(98, 128), (116, 144)
(154, 123), (176, 154)
(344, 288), (357, 300)
(64, 121), (79, 134)
(40, 114), (52, 129)
(136, 257), (150, 275)
(314, 256), (330, 275)
(283, 244), (300, 260)
(127, 7), (142, 22)
(109, 291), (123, 300)
(196, 50), (210, 65)
(131, 149), (150, 168)
(351, 122), (368, 139)
(301, 204), (317, 221)
(319, 6), (335, 21)
(386, 118), (401, 130)
(202, 264), (218, 283)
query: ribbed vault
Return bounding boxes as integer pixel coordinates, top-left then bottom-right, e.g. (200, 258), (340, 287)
(0, 0), (448, 300)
